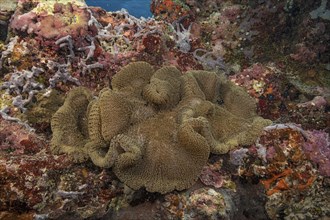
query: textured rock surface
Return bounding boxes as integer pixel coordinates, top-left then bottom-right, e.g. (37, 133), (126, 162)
(10, 0), (88, 40)
(0, 0), (18, 12)
(0, 114), (124, 220)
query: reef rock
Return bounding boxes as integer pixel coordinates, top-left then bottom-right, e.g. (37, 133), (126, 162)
(51, 61), (271, 193)
(10, 0), (89, 40)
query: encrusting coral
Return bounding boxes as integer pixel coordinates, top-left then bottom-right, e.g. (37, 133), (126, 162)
(51, 61), (271, 193)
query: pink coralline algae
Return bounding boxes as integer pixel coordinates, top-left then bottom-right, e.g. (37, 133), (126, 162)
(187, 188), (232, 219)
(297, 95), (328, 108)
(229, 148), (249, 166)
(229, 63), (284, 119)
(10, 2), (90, 40)
(290, 19), (328, 65)
(0, 115), (44, 155)
(0, 115), (69, 211)
(199, 160), (236, 190)
(162, 187), (234, 220)
(232, 124), (329, 197)
(222, 5), (241, 22)
(199, 161), (225, 188)
(302, 129), (330, 177)
(0, 114), (122, 218)
(290, 43), (318, 64)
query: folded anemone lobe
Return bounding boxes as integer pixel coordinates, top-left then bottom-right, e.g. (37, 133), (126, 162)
(51, 62), (271, 193)
(98, 89), (132, 142)
(51, 87), (93, 162)
(218, 79), (257, 119)
(111, 61), (154, 93)
(113, 113), (210, 193)
(143, 66), (182, 108)
(187, 70), (221, 103)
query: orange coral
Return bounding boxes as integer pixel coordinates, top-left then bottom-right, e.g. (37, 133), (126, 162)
(151, 0), (190, 22)
(255, 126), (318, 196)
(261, 169), (316, 196)
(10, 41), (33, 71)
(261, 128), (316, 196)
(261, 169), (292, 195)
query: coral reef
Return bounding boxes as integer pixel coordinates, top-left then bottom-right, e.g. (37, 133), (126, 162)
(151, 0), (191, 23)
(159, 186), (235, 219)
(1, 0), (329, 218)
(265, 176), (330, 219)
(0, 0), (17, 42)
(51, 61), (271, 193)
(0, 114), (43, 155)
(302, 129), (330, 177)
(0, 67), (45, 112)
(199, 160), (235, 189)
(10, 0), (88, 40)
(230, 123), (330, 219)
(0, 113), (124, 219)
(186, 188), (233, 219)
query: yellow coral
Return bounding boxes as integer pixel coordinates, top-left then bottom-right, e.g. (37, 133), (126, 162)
(0, 92), (13, 110)
(31, 0), (86, 15)
(252, 79), (266, 94)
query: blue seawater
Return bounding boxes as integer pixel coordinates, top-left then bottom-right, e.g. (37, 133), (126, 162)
(85, 0), (152, 18)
